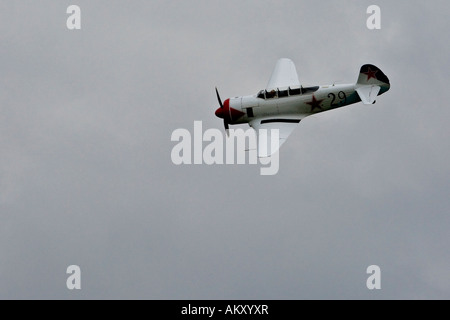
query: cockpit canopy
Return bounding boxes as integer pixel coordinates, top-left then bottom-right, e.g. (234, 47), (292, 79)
(257, 85), (319, 100)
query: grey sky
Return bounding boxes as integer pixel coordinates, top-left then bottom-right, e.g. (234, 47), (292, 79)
(0, 0), (449, 299)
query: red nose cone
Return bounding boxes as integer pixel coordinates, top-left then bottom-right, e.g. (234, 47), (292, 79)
(215, 107), (224, 119)
(214, 99), (245, 122)
(215, 98), (231, 120)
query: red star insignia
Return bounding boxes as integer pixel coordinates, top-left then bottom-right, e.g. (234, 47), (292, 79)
(363, 67), (378, 81)
(306, 95), (324, 112)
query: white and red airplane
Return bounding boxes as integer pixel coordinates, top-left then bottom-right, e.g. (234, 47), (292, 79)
(215, 58), (390, 156)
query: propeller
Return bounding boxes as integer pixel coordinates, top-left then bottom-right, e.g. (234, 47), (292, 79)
(215, 87), (223, 109)
(215, 87), (229, 136)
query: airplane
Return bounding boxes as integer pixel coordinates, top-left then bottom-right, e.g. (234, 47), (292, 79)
(214, 58), (390, 157)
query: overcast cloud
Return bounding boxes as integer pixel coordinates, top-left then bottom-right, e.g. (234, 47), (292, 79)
(0, 0), (449, 299)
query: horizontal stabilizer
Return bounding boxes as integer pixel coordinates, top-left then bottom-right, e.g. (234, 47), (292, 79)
(356, 85), (380, 105)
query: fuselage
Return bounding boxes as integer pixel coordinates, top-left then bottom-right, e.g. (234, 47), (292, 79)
(216, 83), (389, 125)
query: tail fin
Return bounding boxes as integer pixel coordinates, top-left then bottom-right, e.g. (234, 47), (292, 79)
(357, 64), (390, 85)
(356, 64), (390, 104)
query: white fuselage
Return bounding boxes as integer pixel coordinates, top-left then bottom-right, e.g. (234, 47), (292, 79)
(228, 84), (361, 125)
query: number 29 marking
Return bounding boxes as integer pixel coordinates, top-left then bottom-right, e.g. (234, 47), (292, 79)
(328, 91), (347, 107)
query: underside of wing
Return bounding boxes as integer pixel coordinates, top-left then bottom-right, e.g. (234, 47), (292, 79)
(266, 58), (300, 91)
(249, 117), (303, 157)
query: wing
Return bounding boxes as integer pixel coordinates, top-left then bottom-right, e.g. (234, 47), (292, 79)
(266, 58), (300, 91)
(249, 117), (303, 157)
